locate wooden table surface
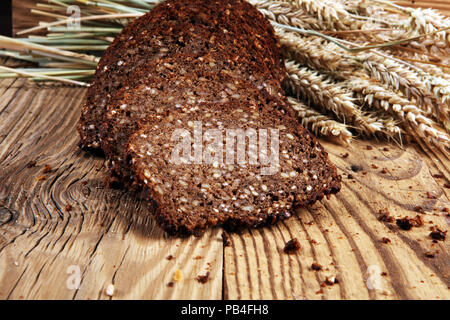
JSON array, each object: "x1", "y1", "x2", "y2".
[
  {"x1": 0, "y1": 77, "x2": 448, "y2": 300},
  {"x1": 1, "y1": 0, "x2": 450, "y2": 300}
]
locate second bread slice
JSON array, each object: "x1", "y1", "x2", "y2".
[{"x1": 126, "y1": 100, "x2": 341, "y2": 235}]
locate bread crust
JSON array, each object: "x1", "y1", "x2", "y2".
[
  {"x1": 126, "y1": 101, "x2": 341, "y2": 235},
  {"x1": 78, "y1": 0, "x2": 285, "y2": 149},
  {"x1": 77, "y1": 0, "x2": 342, "y2": 235}
]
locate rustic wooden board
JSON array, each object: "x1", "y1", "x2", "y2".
[{"x1": 0, "y1": 77, "x2": 448, "y2": 300}]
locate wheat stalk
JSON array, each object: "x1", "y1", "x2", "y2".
[
  {"x1": 0, "y1": 0, "x2": 448, "y2": 151},
  {"x1": 359, "y1": 53, "x2": 448, "y2": 121},
  {"x1": 277, "y1": 27, "x2": 449, "y2": 127},
  {"x1": 249, "y1": 0, "x2": 321, "y2": 29},
  {"x1": 287, "y1": 96, "x2": 353, "y2": 143},
  {"x1": 275, "y1": 26, "x2": 352, "y2": 71},
  {"x1": 284, "y1": 60, "x2": 387, "y2": 137},
  {"x1": 345, "y1": 77, "x2": 450, "y2": 151},
  {"x1": 375, "y1": 115, "x2": 403, "y2": 142},
  {"x1": 404, "y1": 8, "x2": 450, "y2": 42},
  {"x1": 289, "y1": 0, "x2": 361, "y2": 30},
  {"x1": 0, "y1": 65, "x2": 90, "y2": 86}
]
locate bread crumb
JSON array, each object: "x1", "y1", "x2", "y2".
[
  {"x1": 42, "y1": 165, "x2": 52, "y2": 174},
  {"x1": 323, "y1": 276, "x2": 338, "y2": 286},
  {"x1": 284, "y1": 238, "x2": 301, "y2": 254},
  {"x1": 378, "y1": 208, "x2": 394, "y2": 223},
  {"x1": 26, "y1": 160, "x2": 36, "y2": 168},
  {"x1": 35, "y1": 175, "x2": 46, "y2": 181},
  {"x1": 196, "y1": 272, "x2": 210, "y2": 284},
  {"x1": 350, "y1": 165, "x2": 363, "y2": 172},
  {"x1": 429, "y1": 227, "x2": 447, "y2": 241},
  {"x1": 381, "y1": 237, "x2": 391, "y2": 244},
  {"x1": 396, "y1": 215, "x2": 424, "y2": 230},
  {"x1": 311, "y1": 262, "x2": 323, "y2": 271}
]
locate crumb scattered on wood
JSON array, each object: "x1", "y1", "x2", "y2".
[
  {"x1": 429, "y1": 227, "x2": 447, "y2": 241},
  {"x1": 411, "y1": 215, "x2": 424, "y2": 227},
  {"x1": 65, "y1": 204, "x2": 72, "y2": 212},
  {"x1": 196, "y1": 272, "x2": 210, "y2": 284},
  {"x1": 42, "y1": 165, "x2": 52, "y2": 174},
  {"x1": 414, "y1": 206, "x2": 425, "y2": 214},
  {"x1": 351, "y1": 165, "x2": 363, "y2": 172},
  {"x1": 166, "y1": 255, "x2": 174, "y2": 260},
  {"x1": 381, "y1": 237, "x2": 391, "y2": 244},
  {"x1": 378, "y1": 208, "x2": 394, "y2": 223},
  {"x1": 396, "y1": 217, "x2": 414, "y2": 230},
  {"x1": 35, "y1": 175, "x2": 46, "y2": 181},
  {"x1": 426, "y1": 192, "x2": 436, "y2": 199},
  {"x1": 284, "y1": 238, "x2": 301, "y2": 254},
  {"x1": 323, "y1": 276, "x2": 338, "y2": 286},
  {"x1": 396, "y1": 215, "x2": 423, "y2": 230},
  {"x1": 311, "y1": 262, "x2": 323, "y2": 271},
  {"x1": 26, "y1": 160, "x2": 36, "y2": 168}
]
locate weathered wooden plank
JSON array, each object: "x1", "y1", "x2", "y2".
[
  {"x1": 0, "y1": 79, "x2": 223, "y2": 300},
  {"x1": 224, "y1": 140, "x2": 450, "y2": 300},
  {"x1": 0, "y1": 77, "x2": 449, "y2": 300}
]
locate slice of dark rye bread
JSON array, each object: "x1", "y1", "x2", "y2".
[
  {"x1": 99, "y1": 53, "x2": 285, "y2": 187},
  {"x1": 78, "y1": 0, "x2": 285, "y2": 149},
  {"x1": 126, "y1": 103, "x2": 341, "y2": 236}
]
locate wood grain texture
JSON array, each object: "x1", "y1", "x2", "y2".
[
  {"x1": 396, "y1": 1, "x2": 450, "y2": 15},
  {"x1": 0, "y1": 78, "x2": 223, "y2": 299},
  {"x1": 224, "y1": 140, "x2": 450, "y2": 300},
  {"x1": 2, "y1": 0, "x2": 450, "y2": 301},
  {"x1": 12, "y1": 0, "x2": 49, "y2": 36},
  {"x1": 0, "y1": 77, "x2": 448, "y2": 300}
]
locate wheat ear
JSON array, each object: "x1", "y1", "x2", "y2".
[
  {"x1": 345, "y1": 77, "x2": 450, "y2": 151},
  {"x1": 277, "y1": 28, "x2": 448, "y2": 126},
  {"x1": 360, "y1": 53, "x2": 447, "y2": 121},
  {"x1": 284, "y1": 60, "x2": 384, "y2": 136},
  {"x1": 249, "y1": 0, "x2": 320, "y2": 29},
  {"x1": 275, "y1": 26, "x2": 353, "y2": 71},
  {"x1": 287, "y1": 96, "x2": 353, "y2": 144},
  {"x1": 289, "y1": 0, "x2": 361, "y2": 30},
  {"x1": 405, "y1": 8, "x2": 450, "y2": 42}
]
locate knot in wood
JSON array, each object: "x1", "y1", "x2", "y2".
[{"x1": 0, "y1": 206, "x2": 13, "y2": 225}]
